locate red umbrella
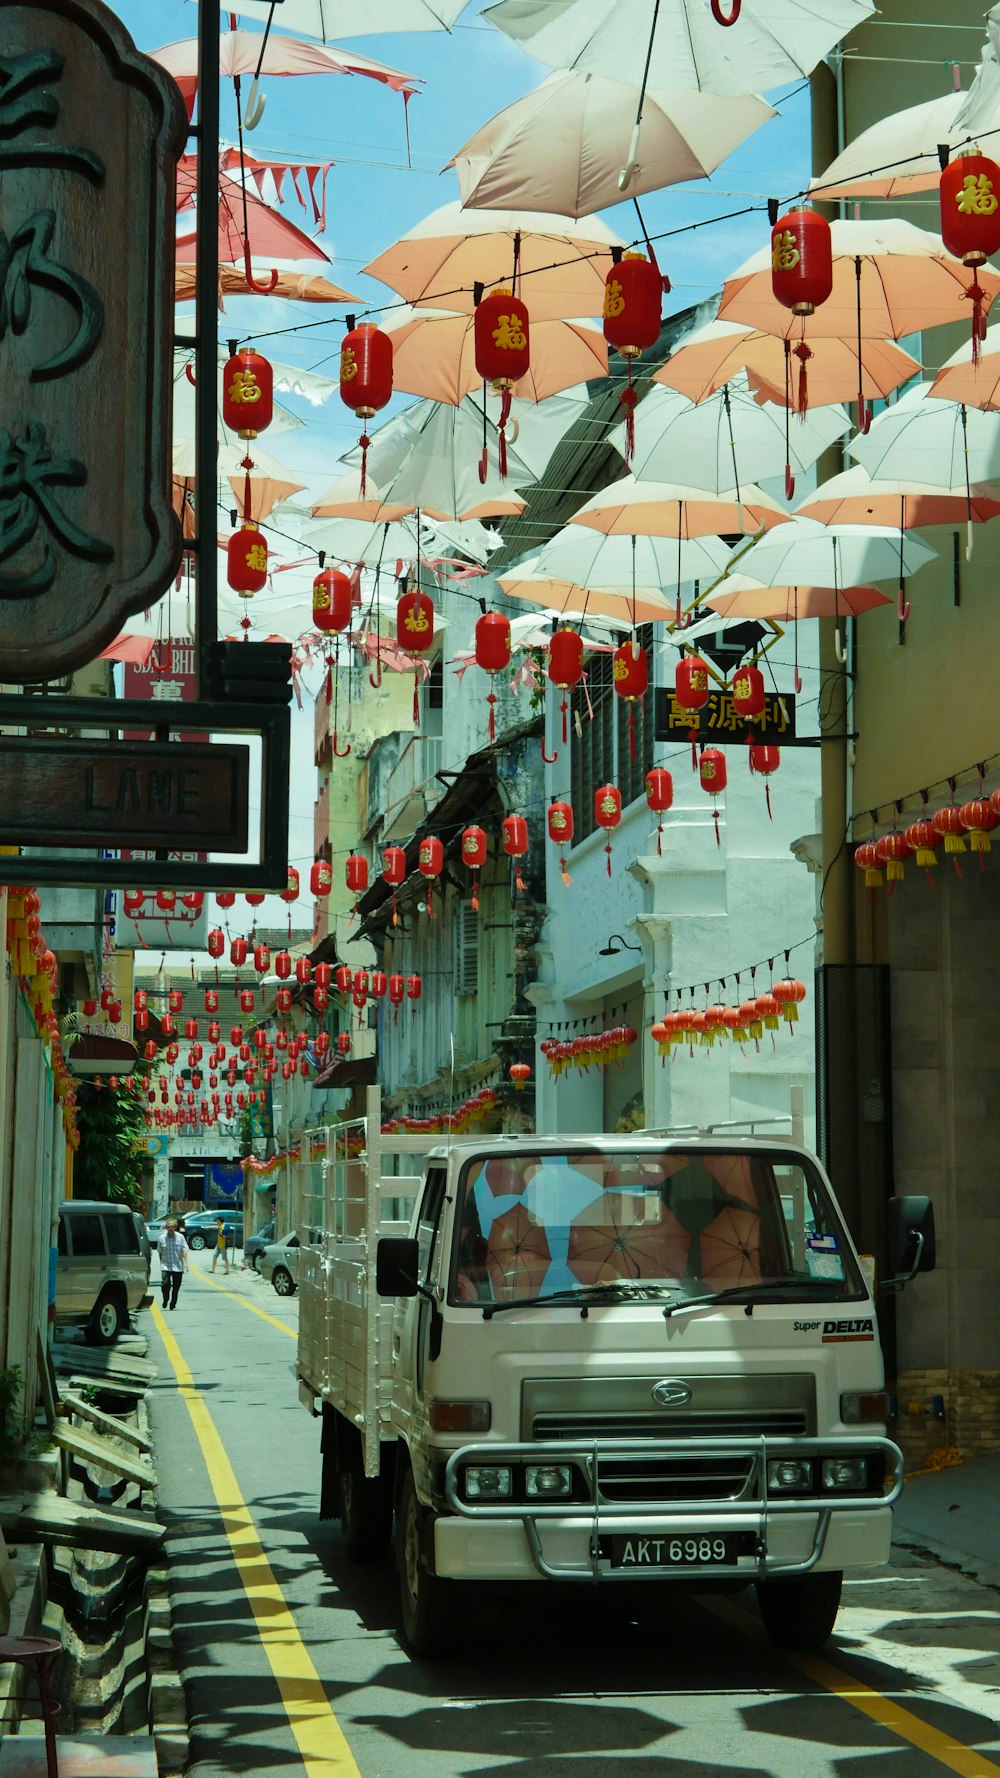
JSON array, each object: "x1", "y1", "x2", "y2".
[
  {"x1": 697, "y1": 1207, "x2": 763, "y2": 1286},
  {"x1": 483, "y1": 1156, "x2": 532, "y2": 1197},
  {"x1": 152, "y1": 28, "x2": 419, "y2": 120},
  {"x1": 568, "y1": 1192, "x2": 691, "y2": 1285},
  {"x1": 485, "y1": 1205, "x2": 551, "y2": 1300},
  {"x1": 175, "y1": 152, "x2": 335, "y2": 295}
]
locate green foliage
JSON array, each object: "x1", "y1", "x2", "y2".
[
  {"x1": 0, "y1": 1366, "x2": 49, "y2": 1460},
  {"x1": 236, "y1": 1103, "x2": 254, "y2": 1155},
  {"x1": 74, "y1": 1081, "x2": 146, "y2": 1209}
]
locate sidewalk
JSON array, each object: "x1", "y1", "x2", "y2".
[{"x1": 893, "y1": 1452, "x2": 1000, "y2": 1590}]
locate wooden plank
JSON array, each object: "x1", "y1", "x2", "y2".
[
  {"x1": 58, "y1": 1392, "x2": 152, "y2": 1453},
  {"x1": 51, "y1": 1345, "x2": 156, "y2": 1383},
  {"x1": 51, "y1": 1423, "x2": 155, "y2": 1490},
  {"x1": 62, "y1": 1375, "x2": 148, "y2": 1401},
  {"x1": 0, "y1": 1494, "x2": 164, "y2": 1554},
  {"x1": 36, "y1": 1332, "x2": 58, "y2": 1430}
]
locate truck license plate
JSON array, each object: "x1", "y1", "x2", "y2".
[{"x1": 601, "y1": 1533, "x2": 753, "y2": 1568}]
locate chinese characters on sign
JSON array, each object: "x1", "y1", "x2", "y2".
[
  {"x1": 0, "y1": 4, "x2": 185, "y2": 679},
  {"x1": 654, "y1": 689, "x2": 798, "y2": 745}
]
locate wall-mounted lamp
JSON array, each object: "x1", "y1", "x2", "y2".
[{"x1": 598, "y1": 933, "x2": 642, "y2": 957}]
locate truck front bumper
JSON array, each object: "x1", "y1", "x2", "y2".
[{"x1": 436, "y1": 1435, "x2": 901, "y2": 1583}]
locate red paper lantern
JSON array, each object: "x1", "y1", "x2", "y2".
[
  {"x1": 239, "y1": 988, "x2": 254, "y2": 1014},
  {"x1": 502, "y1": 813, "x2": 528, "y2": 893},
  {"x1": 335, "y1": 964, "x2": 352, "y2": 994},
  {"x1": 603, "y1": 251, "x2": 662, "y2": 461},
  {"x1": 181, "y1": 891, "x2": 204, "y2": 912},
  {"x1": 276, "y1": 987, "x2": 292, "y2": 1013},
  {"x1": 222, "y1": 347, "x2": 273, "y2": 439},
  {"x1": 388, "y1": 973, "x2": 405, "y2": 1005},
  {"x1": 854, "y1": 840, "x2": 882, "y2": 889},
  {"x1": 548, "y1": 626, "x2": 584, "y2": 742},
  {"x1": 337, "y1": 1031, "x2": 351, "y2": 1056},
  {"x1": 135, "y1": 1010, "x2": 149, "y2": 1032},
  {"x1": 184, "y1": 1018, "x2": 198, "y2": 1041},
  {"x1": 315, "y1": 962, "x2": 332, "y2": 989},
  {"x1": 475, "y1": 610, "x2": 512, "y2": 739},
  {"x1": 904, "y1": 817, "x2": 941, "y2": 879},
  {"x1": 731, "y1": 663, "x2": 766, "y2": 723},
  {"x1": 230, "y1": 936, "x2": 247, "y2": 966},
  {"x1": 675, "y1": 654, "x2": 710, "y2": 762},
  {"x1": 383, "y1": 846, "x2": 406, "y2": 885},
  {"x1": 311, "y1": 859, "x2": 333, "y2": 897},
  {"x1": 931, "y1": 804, "x2": 968, "y2": 867},
  {"x1": 960, "y1": 796, "x2": 1000, "y2": 867},
  {"x1": 645, "y1": 766, "x2": 673, "y2": 855},
  {"x1": 295, "y1": 957, "x2": 312, "y2": 985},
  {"x1": 594, "y1": 783, "x2": 622, "y2": 877},
  {"x1": 547, "y1": 799, "x2": 574, "y2": 888},
  {"x1": 509, "y1": 1062, "x2": 532, "y2": 1092},
  {"x1": 280, "y1": 868, "x2": 300, "y2": 904},
  {"x1": 208, "y1": 1022, "x2": 221, "y2": 1043},
  {"x1": 167, "y1": 989, "x2": 182, "y2": 1014},
  {"x1": 613, "y1": 639, "x2": 648, "y2": 761},
  {"x1": 216, "y1": 890, "x2": 236, "y2": 908},
  {"x1": 371, "y1": 970, "x2": 387, "y2": 999},
  {"x1": 396, "y1": 589, "x2": 435, "y2": 652},
  {"x1": 462, "y1": 825, "x2": 487, "y2": 912},
  {"x1": 314, "y1": 986, "x2": 329, "y2": 1012},
  {"x1": 474, "y1": 289, "x2": 530, "y2": 392},
  {"x1": 699, "y1": 747, "x2": 727, "y2": 846},
  {"x1": 940, "y1": 153, "x2": 1000, "y2": 360},
  {"x1": 254, "y1": 944, "x2": 270, "y2": 974},
  {"x1": 772, "y1": 978, "x2": 807, "y2": 1026},
  {"x1": 134, "y1": 988, "x2": 148, "y2": 1012},
  {"x1": 340, "y1": 323, "x2": 393, "y2": 491},
  {"x1": 313, "y1": 567, "x2": 352, "y2": 635},
  {"x1": 770, "y1": 208, "x2": 833, "y2": 317},
  {"x1": 418, "y1": 834, "x2": 444, "y2": 916},
  {"x1": 274, "y1": 951, "x2": 290, "y2": 979},
  {"x1": 204, "y1": 988, "x2": 219, "y2": 1013},
  {"x1": 749, "y1": 742, "x2": 780, "y2": 818},
  {"x1": 227, "y1": 523, "x2": 267, "y2": 595},
  {"x1": 346, "y1": 853, "x2": 369, "y2": 896},
  {"x1": 406, "y1": 972, "x2": 422, "y2": 1001},
  {"x1": 874, "y1": 830, "x2": 911, "y2": 885}
]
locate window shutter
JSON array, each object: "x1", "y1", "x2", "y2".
[{"x1": 453, "y1": 901, "x2": 479, "y2": 996}]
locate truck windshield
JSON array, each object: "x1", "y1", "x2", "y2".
[{"x1": 450, "y1": 1149, "x2": 864, "y2": 1307}]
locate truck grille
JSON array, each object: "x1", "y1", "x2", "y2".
[
  {"x1": 533, "y1": 1410, "x2": 809, "y2": 1442},
  {"x1": 598, "y1": 1454, "x2": 754, "y2": 1504}
]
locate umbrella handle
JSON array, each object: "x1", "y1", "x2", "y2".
[
  {"x1": 507, "y1": 417, "x2": 520, "y2": 446},
  {"x1": 897, "y1": 581, "x2": 910, "y2": 623},
  {"x1": 541, "y1": 742, "x2": 559, "y2": 764},
  {"x1": 184, "y1": 362, "x2": 196, "y2": 387},
  {"x1": 242, "y1": 241, "x2": 279, "y2": 295},
  {"x1": 794, "y1": 668, "x2": 803, "y2": 693},
  {"x1": 618, "y1": 120, "x2": 642, "y2": 193},
  {"x1": 710, "y1": 0, "x2": 741, "y2": 19},
  {"x1": 834, "y1": 624, "x2": 847, "y2": 664},
  {"x1": 858, "y1": 401, "x2": 872, "y2": 435},
  {"x1": 243, "y1": 79, "x2": 266, "y2": 129},
  {"x1": 369, "y1": 656, "x2": 383, "y2": 689},
  {"x1": 333, "y1": 731, "x2": 352, "y2": 758},
  {"x1": 784, "y1": 466, "x2": 795, "y2": 501},
  {"x1": 966, "y1": 519, "x2": 975, "y2": 562}
]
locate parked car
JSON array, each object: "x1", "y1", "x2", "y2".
[
  {"x1": 261, "y1": 1233, "x2": 300, "y2": 1297},
  {"x1": 145, "y1": 1216, "x2": 169, "y2": 1245},
  {"x1": 245, "y1": 1219, "x2": 276, "y2": 1274},
  {"x1": 180, "y1": 1209, "x2": 244, "y2": 1252},
  {"x1": 56, "y1": 1200, "x2": 150, "y2": 1345},
  {"x1": 132, "y1": 1212, "x2": 152, "y2": 1270}
]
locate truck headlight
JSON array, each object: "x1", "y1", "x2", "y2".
[
  {"x1": 766, "y1": 1458, "x2": 813, "y2": 1492},
  {"x1": 822, "y1": 1456, "x2": 868, "y2": 1490},
  {"x1": 525, "y1": 1464, "x2": 574, "y2": 1499},
  {"x1": 463, "y1": 1465, "x2": 512, "y2": 1500}
]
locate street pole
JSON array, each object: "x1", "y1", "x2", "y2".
[{"x1": 195, "y1": 0, "x2": 221, "y2": 698}]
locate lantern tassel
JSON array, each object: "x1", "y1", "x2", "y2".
[
  {"x1": 359, "y1": 433, "x2": 370, "y2": 497},
  {"x1": 487, "y1": 690, "x2": 497, "y2": 741},
  {"x1": 713, "y1": 808, "x2": 721, "y2": 847},
  {"x1": 657, "y1": 821, "x2": 663, "y2": 857},
  {"x1": 964, "y1": 275, "x2": 988, "y2": 366},
  {"x1": 560, "y1": 696, "x2": 568, "y2": 744},
  {"x1": 325, "y1": 651, "x2": 333, "y2": 706},
  {"x1": 515, "y1": 866, "x2": 526, "y2": 893},
  {"x1": 793, "y1": 340, "x2": 811, "y2": 417},
  {"x1": 498, "y1": 423, "x2": 508, "y2": 480},
  {"x1": 471, "y1": 878, "x2": 480, "y2": 913},
  {"x1": 620, "y1": 373, "x2": 638, "y2": 466},
  {"x1": 605, "y1": 842, "x2": 612, "y2": 878},
  {"x1": 690, "y1": 729, "x2": 698, "y2": 772},
  {"x1": 413, "y1": 669, "x2": 420, "y2": 726},
  {"x1": 628, "y1": 702, "x2": 636, "y2": 762},
  {"x1": 765, "y1": 781, "x2": 773, "y2": 820},
  {"x1": 478, "y1": 447, "x2": 488, "y2": 486}
]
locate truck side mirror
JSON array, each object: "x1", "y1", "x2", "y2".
[
  {"x1": 886, "y1": 1195, "x2": 936, "y2": 1284},
  {"x1": 376, "y1": 1236, "x2": 420, "y2": 1298}
]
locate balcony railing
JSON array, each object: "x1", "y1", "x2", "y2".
[{"x1": 369, "y1": 735, "x2": 444, "y2": 835}]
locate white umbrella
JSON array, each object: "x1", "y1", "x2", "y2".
[
  {"x1": 504, "y1": 527, "x2": 732, "y2": 626},
  {"x1": 171, "y1": 355, "x2": 304, "y2": 438},
  {"x1": 363, "y1": 202, "x2": 624, "y2": 321},
  {"x1": 199, "y1": 0, "x2": 468, "y2": 38},
  {"x1": 327, "y1": 399, "x2": 533, "y2": 520},
  {"x1": 343, "y1": 387, "x2": 589, "y2": 485},
  {"x1": 569, "y1": 474, "x2": 790, "y2": 536},
  {"x1": 301, "y1": 513, "x2": 500, "y2": 567},
  {"x1": 447, "y1": 71, "x2": 774, "y2": 217},
  {"x1": 482, "y1": 0, "x2": 875, "y2": 100},
  {"x1": 380, "y1": 305, "x2": 607, "y2": 403},
  {"x1": 722, "y1": 517, "x2": 936, "y2": 593},
  {"x1": 850, "y1": 383, "x2": 1000, "y2": 488},
  {"x1": 809, "y1": 92, "x2": 971, "y2": 202},
  {"x1": 612, "y1": 376, "x2": 849, "y2": 496}
]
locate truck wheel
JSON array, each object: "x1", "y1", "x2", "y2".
[
  {"x1": 85, "y1": 1289, "x2": 125, "y2": 1346},
  {"x1": 756, "y1": 1570, "x2": 843, "y2": 1649},
  {"x1": 398, "y1": 1466, "x2": 455, "y2": 1658},
  {"x1": 341, "y1": 1469, "x2": 394, "y2": 1565}
]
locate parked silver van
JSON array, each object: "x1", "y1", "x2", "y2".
[{"x1": 55, "y1": 1200, "x2": 150, "y2": 1344}]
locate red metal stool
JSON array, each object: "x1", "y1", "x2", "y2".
[{"x1": 0, "y1": 1635, "x2": 62, "y2": 1778}]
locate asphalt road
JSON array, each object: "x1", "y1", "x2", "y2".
[{"x1": 145, "y1": 1254, "x2": 1000, "y2": 1778}]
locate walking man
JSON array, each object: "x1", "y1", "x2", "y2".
[
  {"x1": 210, "y1": 1217, "x2": 230, "y2": 1276},
  {"x1": 158, "y1": 1218, "x2": 189, "y2": 1311}
]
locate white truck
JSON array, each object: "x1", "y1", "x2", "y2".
[{"x1": 296, "y1": 1089, "x2": 934, "y2": 1656}]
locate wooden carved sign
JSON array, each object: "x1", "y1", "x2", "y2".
[{"x1": 0, "y1": 2, "x2": 186, "y2": 680}]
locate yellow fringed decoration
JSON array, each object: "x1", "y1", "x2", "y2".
[
  {"x1": 864, "y1": 865, "x2": 883, "y2": 887},
  {"x1": 969, "y1": 831, "x2": 992, "y2": 852},
  {"x1": 914, "y1": 847, "x2": 937, "y2": 867},
  {"x1": 943, "y1": 834, "x2": 967, "y2": 854}
]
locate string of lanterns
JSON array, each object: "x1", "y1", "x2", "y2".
[{"x1": 3, "y1": 883, "x2": 79, "y2": 1142}]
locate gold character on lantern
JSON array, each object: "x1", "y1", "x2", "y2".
[
  {"x1": 314, "y1": 584, "x2": 329, "y2": 609},
  {"x1": 956, "y1": 172, "x2": 999, "y2": 216},
  {"x1": 419, "y1": 844, "x2": 432, "y2": 864},
  {"x1": 462, "y1": 836, "x2": 478, "y2": 856},
  {"x1": 492, "y1": 313, "x2": 527, "y2": 351},
  {"x1": 771, "y1": 230, "x2": 801, "y2": 272},
  {"x1": 732, "y1": 674, "x2": 751, "y2": 700},
  {"x1": 603, "y1": 279, "x2": 625, "y2": 319},
  {"x1": 550, "y1": 810, "x2": 567, "y2": 831},
  {"x1": 599, "y1": 793, "x2": 618, "y2": 816},
  {"x1": 702, "y1": 761, "x2": 717, "y2": 782},
  {"x1": 613, "y1": 658, "x2": 629, "y2": 683},
  {"x1": 405, "y1": 607, "x2": 430, "y2": 632},
  {"x1": 246, "y1": 543, "x2": 267, "y2": 571},
  {"x1": 228, "y1": 368, "x2": 261, "y2": 405},
  {"x1": 340, "y1": 346, "x2": 358, "y2": 383}
]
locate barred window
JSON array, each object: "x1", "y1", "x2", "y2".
[{"x1": 571, "y1": 626, "x2": 654, "y2": 842}]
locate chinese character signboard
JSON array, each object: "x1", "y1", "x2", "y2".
[
  {"x1": 654, "y1": 688, "x2": 798, "y2": 745},
  {"x1": 0, "y1": 3, "x2": 186, "y2": 680}
]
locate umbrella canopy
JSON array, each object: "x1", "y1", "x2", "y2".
[
  {"x1": 152, "y1": 29, "x2": 419, "y2": 108},
  {"x1": 363, "y1": 201, "x2": 624, "y2": 320},
  {"x1": 930, "y1": 327, "x2": 1000, "y2": 409},
  {"x1": 200, "y1": 0, "x2": 469, "y2": 35},
  {"x1": 448, "y1": 71, "x2": 774, "y2": 217},
  {"x1": 485, "y1": 1204, "x2": 551, "y2": 1300},
  {"x1": 317, "y1": 402, "x2": 531, "y2": 521},
  {"x1": 174, "y1": 261, "x2": 357, "y2": 304},
  {"x1": 172, "y1": 439, "x2": 305, "y2": 521},
  {"x1": 172, "y1": 354, "x2": 304, "y2": 438},
  {"x1": 718, "y1": 219, "x2": 1000, "y2": 342},
  {"x1": 657, "y1": 319, "x2": 920, "y2": 409},
  {"x1": 808, "y1": 91, "x2": 971, "y2": 201},
  {"x1": 850, "y1": 383, "x2": 1000, "y2": 487},
  {"x1": 569, "y1": 474, "x2": 790, "y2": 537},
  {"x1": 302, "y1": 512, "x2": 499, "y2": 568},
  {"x1": 612, "y1": 377, "x2": 848, "y2": 492},
  {"x1": 309, "y1": 470, "x2": 415, "y2": 524},
  {"x1": 567, "y1": 1193, "x2": 691, "y2": 1284},
  {"x1": 175, "y1": 156, "x2": 335, "y2": 284},
  {"x1": 697, "y1": 1207, "x2": 763, "y2": 1286},
  {"x1": 797, "y1": 464, "x2": 1000, "y2": 529},
  {"x1": 343, "y1": 389, "x2": 590, "y2": 484},
  {"x1": 706, "y1": 575, "x2": 891, "y2": 620},
  {"x1": 723, "y1": 516, "x2": 936, "y2": 588},
  {"x1": 383, "y1": 306, "x2": 607, "y2": 404},
  {"x1": 483, "y1": 0, "x2": 874, "y2": 96},
  {"x1": 498, "y1": 563, "x2": 676, "y2": 624}
]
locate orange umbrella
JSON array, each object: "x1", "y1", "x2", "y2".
[
  {"x1": 485, "y1": 1204, "x2": 551, "y2": 1300},
  {"x1": 499, "y1": 568, "x2": 674, "y2": 625},
  {"x1": 707, "y1": 576, "x2": 890, "y2": 618},
  {"x1": 383, "y1": 306, "x2": 607, "y2": 404},
  {"x1": 807, "y1": 91, "x2": 969, "y2": 202},
  {"x1": 657, "y1": 319, "x2": 920, "y2": 412},
  {"x1": 310, "y1": 469, "x2": 414, "y2": 524},
  {"x1": 569, "y1": 475, "x2": 790, "y2": 538},
  {"x1": 567, "y1": 1193, "x2": 691, "y2": 1285},
  {"x1": 174, "y1": 262, "x2": 357, "y2": 306},
  {"x1": 931, "y1": 329, "x2": 1000, "y2": 409},
  {"x1": 797, "y1": 465, "x2": 1000, "y2": 529},
  {"x1": 697, "y1": 1207, "x2": 763, "y2": 1287}
]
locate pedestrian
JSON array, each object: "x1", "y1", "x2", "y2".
[
  {"x1": 158, "y1": 1218, "x2": 189, "y2": 1311},
  {"x1": 210, "y1": 1217, "x2": 230, "y2": 1276}
]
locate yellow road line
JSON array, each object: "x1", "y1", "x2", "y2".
[
  {"x1": 152, "y1": 1302, "x2": 361, "y2": 1777},
  {"x1": 187, "y1": 1266, "x2": 296, "y2": 1336},
  {"x1": 711, "y1": 1596, "x2": 1000, "y2": 1777}
]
